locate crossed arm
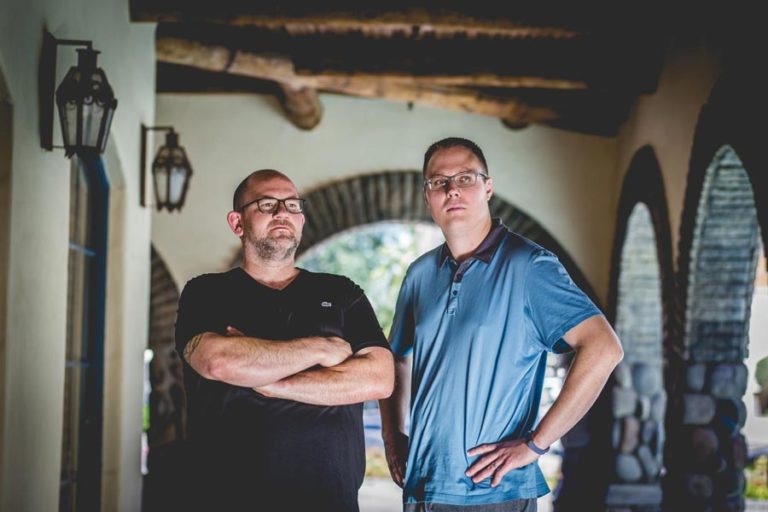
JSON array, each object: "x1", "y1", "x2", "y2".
[{"x1": 183, "y1": 328, "x2": 394, "y2": 406}]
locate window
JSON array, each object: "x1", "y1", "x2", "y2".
[{"x1": 60, "y1": 155, "x2": 109, "y2": 511}]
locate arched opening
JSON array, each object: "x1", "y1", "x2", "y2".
[
  {"x1": 672, "y1": 146, "x2": 761, "y2": 511},
  {"x1": 608, "y1": 203, "x2": 666, "y2": 508},
  {"x1": 295, "y1": 171, "x2": 597, "y2": 304},
  {"x1": 556, "y1": 146, "x2": 673, "y2": 512},
  {"x1": 142, "y1": 245, "x2": 186, "y2": 512},
  {"x1": 0, "y1": 63, "x2": 12, "y2": 491}
]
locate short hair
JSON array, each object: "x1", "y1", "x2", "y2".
[
  {"x1": 422, "y1": 137, "x2": 489, "y2": 177},
  {"x1": 232, "y1": 169, "x2": 290, "y2": 210}
]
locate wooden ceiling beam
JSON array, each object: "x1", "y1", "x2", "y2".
[
  {"x1": 156, "y1": 36, "x2": 589, "y2": 90},
  {"x1": 156, "y1": 36, "x2": 560, "y2": 126},
  {"x1": 131, "y1": 2, "x2": 595, "y2": 38}
]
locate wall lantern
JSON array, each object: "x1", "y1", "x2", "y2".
[
  {"x1": 39, "y1": 30, "x2": 118, "y2": 157},
  {"x1": 140, "y1": 125, "x2": 193, "y2": 212}
]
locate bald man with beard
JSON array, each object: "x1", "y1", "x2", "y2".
[{"x1": 175, "y1": 170, "x2": 394, "y2": 511}]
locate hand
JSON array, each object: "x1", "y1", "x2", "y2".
[
  {"x1": 382, "y1": 429, "x2": 408, "y2": 487},
  {"x1": 465, "y1": 439, "x2": 539, "y2": 487},
  {"x1": 316, "y1": 336, "x2": 352, "y2": 367}
]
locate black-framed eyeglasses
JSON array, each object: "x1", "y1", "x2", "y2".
[
  {"x1": 424, "y1": 170, "x2": 489, "y2": 191},
  {"x1": 237, "y1": 196, "x2": 307, "y2": 214}
]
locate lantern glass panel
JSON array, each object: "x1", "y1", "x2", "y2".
[
  {"x1": 99, "y1": 107, "x2": 115, "y2": 153},
  {"x1": 81, "y1": 100, "x2": 104, "y2": 148},
  {"x1": 60, "y1": 100, "x2": 79, "y2": 148},
  {"x1": 169, "y1": 166, "x2": 188, "y2": 206},
  {"x1": 152, "y1": 161, "x2": 169, "y2": 205}
]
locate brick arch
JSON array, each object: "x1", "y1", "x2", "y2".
[
  {"x1": 296, "y1": 170, "x2": 599, "y2": 303},
  {"x1": 667, "y1": 62, "x2": 768, "y2": 511},
  {"x1": 148, "y1": 245, "x2": 186, "y2": 447}
]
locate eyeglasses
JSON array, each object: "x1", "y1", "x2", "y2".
[
  {"x1": 424, "y1": 170, "x2": 488, "y2": 191},
  {"x1": 237, "y1": 197, "x2": 307, "y2": 214}
]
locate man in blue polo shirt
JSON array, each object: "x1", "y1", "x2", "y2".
[{"x1": 379, "y1": 138, "x2": 624, "y2": 511}]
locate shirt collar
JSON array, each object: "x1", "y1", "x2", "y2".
[{"x1": 439, "y1": 218, "x2": 507, "y2": 267}]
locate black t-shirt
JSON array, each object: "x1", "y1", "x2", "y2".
[{"x1": 175, "y1": 267, "x2": 389, "y2": 511}]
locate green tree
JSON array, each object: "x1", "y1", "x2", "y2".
[{"x1": 298, "y1": 222, "x2": 442, "y2": 335}]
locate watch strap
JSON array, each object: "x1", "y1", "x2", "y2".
[{"x1": 525, "y1": 431, "x2": 549, "y2": 455}]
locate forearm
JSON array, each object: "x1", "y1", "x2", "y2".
[
  {"x1": 258, "y1": 347, "x2": 394, "y2": 406},
  {"x1": 185, "y1": 332, "x2": 329, "y2": 387},
  {"x1": 379, "y1": 356, "x2": 411, "y2": 438},
  {"x1": 532, "y1": 331, "x2": 622, "y2": 448}
]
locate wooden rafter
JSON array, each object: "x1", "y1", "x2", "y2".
[
  {"x1": 131, "y1": 2, "x2": 594, "y2": 39},
  {"x1": 156, "y1": 36, "x2": 560, "y2": 126}
]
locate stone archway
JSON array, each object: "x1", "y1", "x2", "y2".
[
  {"x1": 669, "y1": 146, "x2": 760, "y2": 511},
  {"x1": 605, "y1": 147, "x2": 674, "y2": 511},
  {"x1": 0, "y1": 65, "x2": 12, "y2": 485},
  {"x1": 554, "y1": 147, "x2": 674, "y2": 512},
  {"x1": 296, "y1": 170, "x2": 598, "y2": 302},
  {"x1": 666, "y1": 60, "x2": 768, "y2": 511},
  {"x1": 148, "y1": 245, "x2": 185, "y2": 447}
]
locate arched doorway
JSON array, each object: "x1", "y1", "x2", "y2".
[
  {"x1": 143, "y1": 245, "x2": 186, "y2": 512},
  {"x1": 298, "y1": 170, "x2": 597, "y2": 302},
  {"x1": 604, "y1": 147, "x2": 673, "y2": 512},
  {"x1": 671, "y1": 145, "x2": 761, "y2": 511}
]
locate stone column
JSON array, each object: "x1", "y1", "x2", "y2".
[{"x1": 605, "y1": 361, "x2": 665, "y2": 512}]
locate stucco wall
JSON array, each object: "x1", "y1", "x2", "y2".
[
  {"x1": 153, "y1": 93, "x2": 618, "y2": 304},
  {"x1": 0, "y1": 1, "x2": 155, "y2": 510}
]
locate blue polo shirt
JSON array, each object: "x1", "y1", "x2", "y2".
[{"x1": 390, "y1": 219, "x2": 602, "y2": 505}]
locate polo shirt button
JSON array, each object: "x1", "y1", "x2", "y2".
[{"x1": 452, "y1": 290, "x2": 458, "y2": 296}]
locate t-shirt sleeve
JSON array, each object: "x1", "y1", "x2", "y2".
[
  {"x1": 174, "y1": 277, "x2": 221, "y2": 359},
  {"x1": 342, "y1": 281, "x2": 390, "y2": 353},
  {"x1": 525, "y1": 248, "x2": 603, "y2": 353},
  {"x1": 389, "y1": 271, "x2": 415, "y2": 357}
]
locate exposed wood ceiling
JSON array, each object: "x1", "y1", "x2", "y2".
[{"x1": 132, "y1": 2, "x2": 670, "y2": 136}]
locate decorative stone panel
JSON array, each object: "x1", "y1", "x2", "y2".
[{"x1": 671, "y1": 146, "x2": 760, "y2": 512}]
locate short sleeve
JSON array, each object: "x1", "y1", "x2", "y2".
[
  {"x1": 174, "y1": 277, "x2": 221, "y2": 358},
  {"x1": 389, "y1": 272, "x2": 415, "y2": 357},
  {"x1": 525, "y1": 249, "x2": 602, "y2": 352},
  {"x1": 342, "y1": 281, "x2": 390, "y2": 353}
]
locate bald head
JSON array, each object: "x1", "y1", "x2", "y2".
[{"x1": 232, "y1": 169, "x2": 294, "y2": 211}]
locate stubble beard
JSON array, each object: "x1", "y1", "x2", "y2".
[{"x1": 247, "y1": 233, "x2": 300, "y2": 262}]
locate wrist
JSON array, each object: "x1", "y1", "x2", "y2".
[{"x1": 525, "y1": 430, "x2": 550, "y2": 456}]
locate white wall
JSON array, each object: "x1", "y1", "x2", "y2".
[
  {"x1": 0, "y1": 1, "x2": 155, "y2": 510},
  {"x1": 153, "y1": 93, "x2": 618, "y2": 304}
]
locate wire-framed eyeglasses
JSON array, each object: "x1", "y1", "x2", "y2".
[
  {"x1": 424, "y1": 170, "x2": 489, "y2": 191},
  {"x1": 237, "y1": 197, "x2": 307, "y2": 214}
]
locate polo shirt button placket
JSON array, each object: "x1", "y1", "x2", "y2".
[{"x1": 447, "y1": 282, "x2": 461, "y2": 316}]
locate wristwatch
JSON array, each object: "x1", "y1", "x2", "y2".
[{"x1": 525, "y1": 430, "x2": 549, "y2": 455}]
